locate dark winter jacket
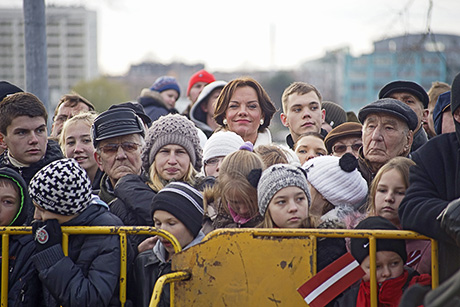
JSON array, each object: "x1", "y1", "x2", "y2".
[
  {"x1": 132, "y1": 232, "x2": 204, "y2": 307},
  {"x1": 410, "y1": 127, "x2": 428, "y2": 153},
  {"x1": 0, "y1": 168, "x2": 40, "y2": 306},
  {"x1": 0, "y1": 140, "x2": 63, "y2": 224},
  {"x1": 399, "y1": 132, "x2": 460, "y2": 282},
  {"x1": 110, "y1": 174, "x2": 156, "y2": 249},
  {"x1": 31, "y1": 204, "x2": 134, "y2": 307},
  {"x1": 138, "y1": 94, "x2": 178, "y2": 123}
]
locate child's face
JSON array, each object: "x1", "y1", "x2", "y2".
[
  {"x1": 268, "y1": 186, "x2": 308, "y2": 228},
  {"x1": 374, "y1": 169, "x2": 406, "y2": 227},
  {"x1": 226, "y1": 193, "x2": 256, "y2": 219},
  {"x1": 0, "y1": 183, "x2": 20, "y2": 226},
  {"x1": 361, "y1": 251, "x2": 404, "y2": 283},
  {"x1": 154, "y1": 210, "x2": 194, "y2": 255},
  {"x1": 33, "y1": 202, "x2": 74, "y2": 224}
]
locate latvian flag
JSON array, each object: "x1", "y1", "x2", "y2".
[{"x1": 297, "y1": 253, "x2": 365, "y2": 307}]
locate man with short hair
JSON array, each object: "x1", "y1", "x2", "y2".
[
  {"x1": 92, "y1": 108, "x2": 145, "y2": 204},
  {"x1": 378, "y1": 80, "x2": 429, "y2": 152},
  {"x1": 280, "y1": 82, "x2": 327, "y2": 149},
  {"x1": 357, "y1": 98, "x2": 417, "y2": 186},
  {"x1": 51, "y1": 93, "x2": 95, "y2": 138}
]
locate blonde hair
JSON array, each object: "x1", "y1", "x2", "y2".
[
  {"x1": 258, "y1": 198, "x2": 315, "y2": 228},
  {"x1": 59, "y1": 112, "x2": 97, "y2": 154},
  {"x1": 147, "y1": 160, "x2": 197, "y2": 192},
  {"x1": 367, "y1": 157, "x2": 415, "y2": 216}
]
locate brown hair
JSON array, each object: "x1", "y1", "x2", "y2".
[
  {"x1": 281, "y1": 82, "x2": 322, "y2": 113},
  {"x1": 427, "y1": 81, "x2": 451, "y2": 110},
  {"x1": 254, "y1": 144, "x2": 288, "y2": 167},
  {"x1": 54, "y1": 92, "x2": 95, "y2": 119},
  {"x1": 213, "y1": 77, "x2": 277, "y2": 132}
]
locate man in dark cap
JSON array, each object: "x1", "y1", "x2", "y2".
[
  {"x1": 108, "y1": 101, "x2": 152, "y2": 128},
  {"x1": 0, "y1": 81, "x2": 23, "y2": 102},
  {"x1": 400, "y1": 72, "x2": 460, "y2": 283},
  {"x1": 357, "y1": 98, "x2": 417, "y2": 186},
  {"x1": 379, "y1": 80, "x2": 429, "y2": 152},
  {"x1": 92, "y1": 108, "x2": 145, "y2": 204}
]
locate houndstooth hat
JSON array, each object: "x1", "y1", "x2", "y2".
[{"x1": 29, "y1": 158, "x2": 92, "y2": 216}]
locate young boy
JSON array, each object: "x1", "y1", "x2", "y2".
[
  {"x1": 29, "y1": 158, "x2": 133, "y2": 306},
  {"x1": 132, "y1": 181, "x2": 205, "y2": 307},
  {"x1": 0, "y1": 92, "x2": 63, "y2": 223},
  {"x1": 335, "y1": 216, "x2": 431, "y2": 306},
  {"x1": 0, "y1": 167, "x2": 40, "y2": 306}
]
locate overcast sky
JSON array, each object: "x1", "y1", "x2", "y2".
[{"x1": 4, "y1": 0, "x2": 460, "y2": 75}]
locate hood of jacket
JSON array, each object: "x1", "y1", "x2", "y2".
[
  {"x1": 0, "y1": 167, "x2": 30, "y2": 226},
  {"x1": 153, "y1": 231, "x2": 205, "y2": 263}
]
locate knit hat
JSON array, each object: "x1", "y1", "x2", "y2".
[
  {"x1": 29, "y1": 158, "x2": 92, "y2": 216},
  {"x1": 257, "y1": 164, "x2": 311, "y2": 217},
  {"x1": 358, "y1": 98, "x2": 418, "y2": 131},
  {"x1": 109, "y1": 101, "x2": 152, "y2": 127},
  {"x1": 324, "y1": 122, "x2": 363, "y2": 154},
  {"x1": 91, "y1": 108, "x2": 145, "y2": 148},
  {"x1": 0, "y1": 81, "x2": 23, "y2": 102},
  {"x1": 187, "y1": 69, "x2": 216, "y2": 96},
  {"x1": 350, "y1": 216, "x2": 407, "y2": 264},
  {"x1": 141, "y1": 114, "x2": 203, "y2": 173},
  {"x1": 152, "y1": 182, "x2": 204, "y2": 237},
  {"x1": 203, "y1": 131, "x2": 244, "y2": 163},
  {"x1": 379, "y1": 80, "x2": 429, "y2": 109},
  {"x1": 150, "y1": 76, "x2": 181, "y2": 97},
  {"x1": 303, "y1": 153, "x2": 368, "y2": 207},
  {"x1": 323, "y1": 101, "x2": 347, "y2": 129},
  {"x1": 433, "y1": 91, "x2": 451, "y2": 135},
  {"x1": 190, "y1": 80, "x2": 227, "y2": 124}
]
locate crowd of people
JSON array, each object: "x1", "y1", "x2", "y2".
[{"x1": 0, "y1": 69, "x2": 459, "y2": 306}]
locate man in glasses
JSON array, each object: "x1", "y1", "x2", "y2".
[
  {"x1": 357, "y1": 98, "x2": 417, "y2": 186},
  {"x1": 92, "y1": 108, "x2": 145, "y2": 204},
  {"x1": 324, "y1": 122, "x2": 363, "y2": 158}
]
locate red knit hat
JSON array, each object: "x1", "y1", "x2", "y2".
[{"x1": 187, "y1": 69, "x2": 215, "y2": 96}]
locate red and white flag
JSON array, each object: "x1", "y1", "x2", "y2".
[{"x1": 297, "y1": 252, "x2": 365, "y2": 307}]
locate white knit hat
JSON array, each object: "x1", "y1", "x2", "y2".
[
  {"x1": 302, "y1": 153, "x2": 368, "y2": 207},
  {"x1": 203, "y1": 131, "x2": 245, "y2": 163}
]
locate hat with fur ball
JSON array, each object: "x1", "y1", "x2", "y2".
[
  {"x1": 303, "y1": 153, "x2": 368, "y2": 207},
  {"x1": 351, "y1": 216, "x2": 407, "y2": 264},
  {"x1": 257, "y1": 164, "x2": 311, "y2": 217},
  {"x1": 152, "y1": 182, "x2": 204, "y2": 237},
  {"x1": 141, "y1": 114, "x2": 203, "y2": 173}
]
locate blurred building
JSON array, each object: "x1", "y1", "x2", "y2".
[{"x1": 0, "y1": 6, "x2": 98, "y2": 107}]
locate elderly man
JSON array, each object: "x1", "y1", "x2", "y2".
[
  {"x1": 378, "y1": 80, "x2": 429, "y2": 152},
  {"x1": 51, "y1": 93, "x2": 95, "y2": 138},
  {"x1": 400, "y1": 72, "x2": 460, "y2": 283},
  {"x1": 92, "y1": 107, "x2": 145, "y2": 204},
  {"x1": 357, "y1": 98, "x2": 418, "y2": 186}
]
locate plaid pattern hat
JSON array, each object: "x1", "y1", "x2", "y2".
[
  {"x1": 152, "y1": 182, "x2": 204, "y2": 237},
  {"x1": 29, "y1": 158, "x2": 92, "y2": 216},
  {"x1": 257, "y1": 164, "x2": 311, "y2": 217},
  {"x1": 142, "y1": 113, "x2": 203, "y2": 173}
]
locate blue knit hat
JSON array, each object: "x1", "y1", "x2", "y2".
[
  {"x1": 150, "y1": 76, "x2": 181, "y2": 97},
  {"x1": 433, "y1": 91, "x2": 451, "y2": 135}
]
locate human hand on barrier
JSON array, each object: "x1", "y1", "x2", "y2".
[
  {"x1": 438, "y1": 198, "x2": 460, "y2": 246},
  {"x1": 137, "y1": 236, "x2": 158, "y2": 253},
  {"x1": 32, "y1": 219, "x2": 62, "y2": 252}
]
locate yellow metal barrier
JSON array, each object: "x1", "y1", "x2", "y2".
[{"x1": 0, "y1": 227, "x2": 439, "y2": 307}]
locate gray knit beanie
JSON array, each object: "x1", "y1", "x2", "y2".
[
  {"x1": 257, "y1": 164, "x2": 311, "y2": 217},
  {"x1": 141, "y1": 114, "x2": 203, "y2": 173}
]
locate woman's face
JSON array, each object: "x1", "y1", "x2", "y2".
[
  {"x1": 154, "y1": 144, "x2": 191, "y2": 181},
  {"x1": 224, "y1": 86, "x2": 263, "y2": 143},
  {"x1": 268, "y1": 186, "x2": 309, "y2": 228},
  {"x1": 295, "y1": 135, "x2": 327, "y2": 165},
  {"x1": 63, "y1": 121, "x2": 98, "y2": 174},
  {"x1": 374, "y1": 169, "x2": 406, "y2": 227}
]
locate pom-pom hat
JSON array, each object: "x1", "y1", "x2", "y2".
[
  {"x1": 303, "y1": 153, "x2": 368, "y2": 207},
  {"x1": 29, "y1": 159, "x2": 92, "y2": 216}
]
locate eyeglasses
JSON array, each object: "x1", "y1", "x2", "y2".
[
  {"x1": 332, "y1": 143, "x2": 362, "y2": 154},
  {"x1": 204, "y1": 157, "x2": 224, "y2": 166},
  {"x1": 99, "y1": 142, "x2": 141, "y2": 154}
]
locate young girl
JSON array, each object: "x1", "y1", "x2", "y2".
[
  {"x1": 133, "y1": 182, "x2": 205, "y2": 307},
  {"x1": 203, "y1": 146, "x2": 265, "y2": 231},
  {"x1": 256, "y1": 164, "x2": 346, "y2": 272},
  {"x1": 335, "y1": 216, "x2": 431, "y2": 307},
  {"x1": 293, "y1": 132, "x2": 327, "y2": 165},
  {"x1": 367, "y1": 156, "x2": 431, "y2": 274}
]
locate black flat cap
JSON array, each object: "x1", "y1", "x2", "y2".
[
  {"x1": 92, "y1": 108, "x2": 145, "y2": 147},
  {"x1": 379, "y1": 80, "x2": 429, "y2": 108},
  {"x1": 358, "y1": 98, "x2": 418, "y2": 131},
  {"x1": 109, "y1": 101, "x2": 152, "y2": 127},
  {"x1": 0, "y1": 81, "x2": 23, "y2": 102}
]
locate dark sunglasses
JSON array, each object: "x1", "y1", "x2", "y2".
[
  {"x1": 332, "y1": 143, "x2": 362, "y2": 153},
  {"x1": 99, "y1": 142, "x2": 141, "y2": 154}
]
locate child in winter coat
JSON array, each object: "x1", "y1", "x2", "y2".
[
  {"x1": 367, "y1": 156, "x2": 431, "y2": 274},
  {"x1": 0, "y1": 167, "x2": 40, "y2": 306},
  {"x1": 256, "y1": 164, "x2": 347, "y2": 272},
  {"x1": 334, "y1": 216, "x2": 431, "y2": 307},
  {"x1": 132, "y1": 182, "x2": 205, "y2": 307}
]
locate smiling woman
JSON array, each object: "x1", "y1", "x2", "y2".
[{"x1": 213, "y1": 77, "x2": 277, "y2": 146}]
